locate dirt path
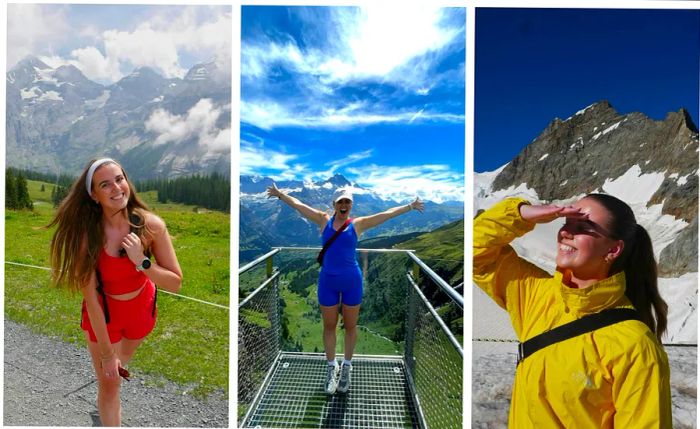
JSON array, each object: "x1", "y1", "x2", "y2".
[{"x1": 4, "y1": 319, "x2": 228, "y2": 427}]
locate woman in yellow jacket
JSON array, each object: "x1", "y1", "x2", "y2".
[{"x1": 473, "y1": 194, "x2": 671, "y2": 428}]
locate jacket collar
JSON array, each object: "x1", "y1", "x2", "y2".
[{"x1": 554, "y1": 269, "x2": 631, "y2": 314}]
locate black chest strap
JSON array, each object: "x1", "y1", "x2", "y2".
[
  {"x1": 517, "y1": 308, "x2": 642, "y2": 365},
  {"x1": 95, "y1": 270, "x2": 110, "y2": 324}
]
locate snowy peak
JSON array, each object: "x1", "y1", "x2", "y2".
[
  {"x1": 185, "y1": 60, "x2": 217, "y2": 81},
  {"x1": 13, "y1": 55, "x2": 51, "y2": 73},
  {"x1": 109, "y1": 66, "x2": 169, "y2": 104},
  {"x1": 321, "y1": 173, "x2": 353, "y2": 189},
  {"x1": 115, "y1": 66, "x2": 165, "y2": 88},
  {"x1": 7, "y1": 55, "x2": 54, "y2": 88},
  {"x1": 6, "y1": 52, "x2": 231, "y2": 180},
  {"x1": 53, "y1": 64, "x2": 90, "y2": 84},
  {"x1": 8, "y1": 57, "x2": 105, "y2": 105},
  {"x1": 240, "y1": 174, "x2": 356, "y2": 196}
]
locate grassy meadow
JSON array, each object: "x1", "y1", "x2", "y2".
[{"x1": 5, "y1": 180, "x2": 229, "y2": 397}]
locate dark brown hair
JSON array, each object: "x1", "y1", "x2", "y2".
[
  {"x1": 47, "y1": 159, "x2": 152, "y2": 292},
  {"x1": 585, "y1": 193, "x2": 668, "y2": 341}
]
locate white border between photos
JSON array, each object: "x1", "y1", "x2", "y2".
[{"x1": 2, "y1": 1, "x2": 700, "y2": 428}]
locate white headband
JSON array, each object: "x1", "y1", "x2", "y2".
[{"x1": 86, "y1": 158, "x2": 116, "y2": 197}]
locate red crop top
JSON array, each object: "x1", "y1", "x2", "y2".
[{"x1": 97, "y1": 248, "x2": 153, "y2": 295}]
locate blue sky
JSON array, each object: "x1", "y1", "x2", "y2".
[
  {"x1": 240, "y1": 6, "x2": 466, "y2": 203},
  {"x1": 7, "y1": 4, "x2": 231, "y2": 84},
  {"x1": 475, "y1": 8, "x2": 700, "y2": 172}
]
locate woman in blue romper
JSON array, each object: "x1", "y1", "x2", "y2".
[{"x1": 267, "y1": 184, "x2": 424, "y2": 394}]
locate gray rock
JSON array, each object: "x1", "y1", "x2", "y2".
[{"x1": 660, "y1": 217, "x2": 698, "y2": 277}]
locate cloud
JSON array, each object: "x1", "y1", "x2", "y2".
[
  {"x1": 325, "y1": 149, "x2": 373, "y2": 171},
  {"x1": 145, "y1": 98, "x2": 229, "y2": 153},
  {"x1": 240, "y1": 6, "x2": 464, "y2": 131},
  {"x1": 65, "y1": 47, "x2": 122, "y2": 82},
  {"x1": 9, "y1": 5, "x2": 231, "y2": 83},
  {"x1": 240, "y1": 141, "x2": 301, "y2": 177},
  {"x1": 7, "y1": 4, "x2": 71, "y2": 68},
  {"x1": 148, "y1": 6, "x2": 232, "y2": 78},
  {"x1": 242, "y1": 6, "x2": 462, "y2": 86},
  {"x1": 322, "y1": 6, "x2": 461, "y2": 83},
  {"x1": 346, "y1": 164, "x2": 464, "y2": 203},
  {"x1": 102, "y1": 25, "x2": 186, "y2": 79},
  {"x1": 241, "y1": 100, "x2": 464, "y2": 130}
]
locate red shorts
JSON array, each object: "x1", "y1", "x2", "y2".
[{"x1": 81, "y1": 282, "x2": 157, "y2": 343}]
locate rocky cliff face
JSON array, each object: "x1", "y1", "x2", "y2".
[
  {"x1": 491, "y1": 101, "x2": 698, "y2": 276},
  {"x1": 6, "y1": 56, "x2": 231, "y2": 179}
]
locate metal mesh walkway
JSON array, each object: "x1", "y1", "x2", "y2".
[{"x1": 243, "y1": 353, "x2": 420, "y2": 428}]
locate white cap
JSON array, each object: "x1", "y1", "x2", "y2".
[{"x1": 333, "y1": 189, "x2": 353, "y2": 203}]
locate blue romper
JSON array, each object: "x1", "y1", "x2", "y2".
[{"x1": 317, "y1": 217, "x2": 363, "y2": 306}]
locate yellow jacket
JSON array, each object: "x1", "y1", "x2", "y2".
[{"x1": 473, "y1": 198, "x2": 672, "y2": 428}]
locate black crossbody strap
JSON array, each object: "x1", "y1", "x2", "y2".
[
  {"x1": 317, "y1": 218, "x2": 352, "y2": 266},
  {"x1": 95, "y1": 269, "x2": 110, "y2": 324},
  {"x1": 517, "y1": 308, "x2": 641, "y2": 365}
]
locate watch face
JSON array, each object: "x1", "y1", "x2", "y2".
[{"x1": 142, "y1": 259, "x2": 151, "y2": 269}]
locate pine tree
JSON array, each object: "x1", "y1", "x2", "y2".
[
  {"x1": 15, "y1": 174, "x2": 33, "y2": 210},
  {"x1": 5, "y1": 169, "x2": 17, "y2": 209},
  {"x1": 53, "y1": 185, "x2": 69, "y2": 208},
  {"x1": 40, "y1": 184, "x2": 45, "y2": 192}
]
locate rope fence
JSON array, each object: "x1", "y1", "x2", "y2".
[
  {"x1": 5, "y1": 261, "x2": 229, "y2": 310},
  {"x1": 473, "y1": 337, "x2": 696, "y2": 347}
]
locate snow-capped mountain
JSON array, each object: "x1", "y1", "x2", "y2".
[
  {"x1": 474, "y1": 101, "x2": 698, "y2": 343},
  {"x1": 240, "y1": 173, "x2": 464, "y2": 261},
  {"x1": 6, "y1": 55, "x2": 231, "y2": 179}
]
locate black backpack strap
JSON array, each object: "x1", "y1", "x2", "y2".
[
  {"x1": 517, "y1": 308, "x2": 641, "y2": 365},
  {"x1": 317, "y1": 218, "x2": 352, "y2": 266},
  {"x1": 96, "y1": 270, "x2": 110, "y2": 324},
  {"x1": 152, "y1": 286, "x2": 158, "y2": 317}
]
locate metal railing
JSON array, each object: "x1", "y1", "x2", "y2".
[
  {"x1": 238, "y1": 249, "x2": 281, "y2": 423},
  {"x1": 238, "y1": 247, "x2": 463, "y2": 428}
]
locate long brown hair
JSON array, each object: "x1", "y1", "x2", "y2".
[
  {"x1": 47, "y1": 159, "x2": 152, "y2": 292},
  {"x1": 586, "y1": 193, "x2": 668, "y2": 342}
]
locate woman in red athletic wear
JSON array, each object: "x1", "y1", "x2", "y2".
[{"x1": 49, "y1": 158, "x2": 182, "y2": 426}]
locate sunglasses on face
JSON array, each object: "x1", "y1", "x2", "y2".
[{"x1": 563, "y1": 218, "x2": 613, "y2": 238}]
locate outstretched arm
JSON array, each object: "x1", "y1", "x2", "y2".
[
  {"x1": 267, "y1": 183, "x2": 328, "y2": 228},
  {"x1": 354, "y1": 197, "x2": 424, "y2": 236}
]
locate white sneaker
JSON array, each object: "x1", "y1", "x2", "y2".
[
  {"x1": 337, "y1": 362, "x2": 352, "y2": 393},
  {"x1": 324, "y1": 361, "x2": 340, "y2": 394}
]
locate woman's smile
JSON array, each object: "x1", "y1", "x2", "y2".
[{"x1": 558, "y1": 243, "x2": 576, "y2": 253}]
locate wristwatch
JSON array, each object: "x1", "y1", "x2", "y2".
[{"x1": 136, "y1": 257, "x2": 152, "y2": 271}]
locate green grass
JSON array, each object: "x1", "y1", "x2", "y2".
[
  {"x1": 281, "y1": 282, "x2": 400, "y2": 356},
  {"x1": 397, "y1": 219, "x2": 464, "y2": 284},
  {"x1": 5, "y1": 181, "x2": 229, "y2": 397}
]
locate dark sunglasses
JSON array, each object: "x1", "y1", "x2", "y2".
[
  {"x1": 563, "y1": 218, "x2": 614, "y2": 238},
  {"x1": 118, "y1": 366, "x2": 130, "y2": 381}
]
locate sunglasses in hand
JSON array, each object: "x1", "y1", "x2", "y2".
[{"x1": 118, "y1": 366, "x2": 130, "y2": 381}]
